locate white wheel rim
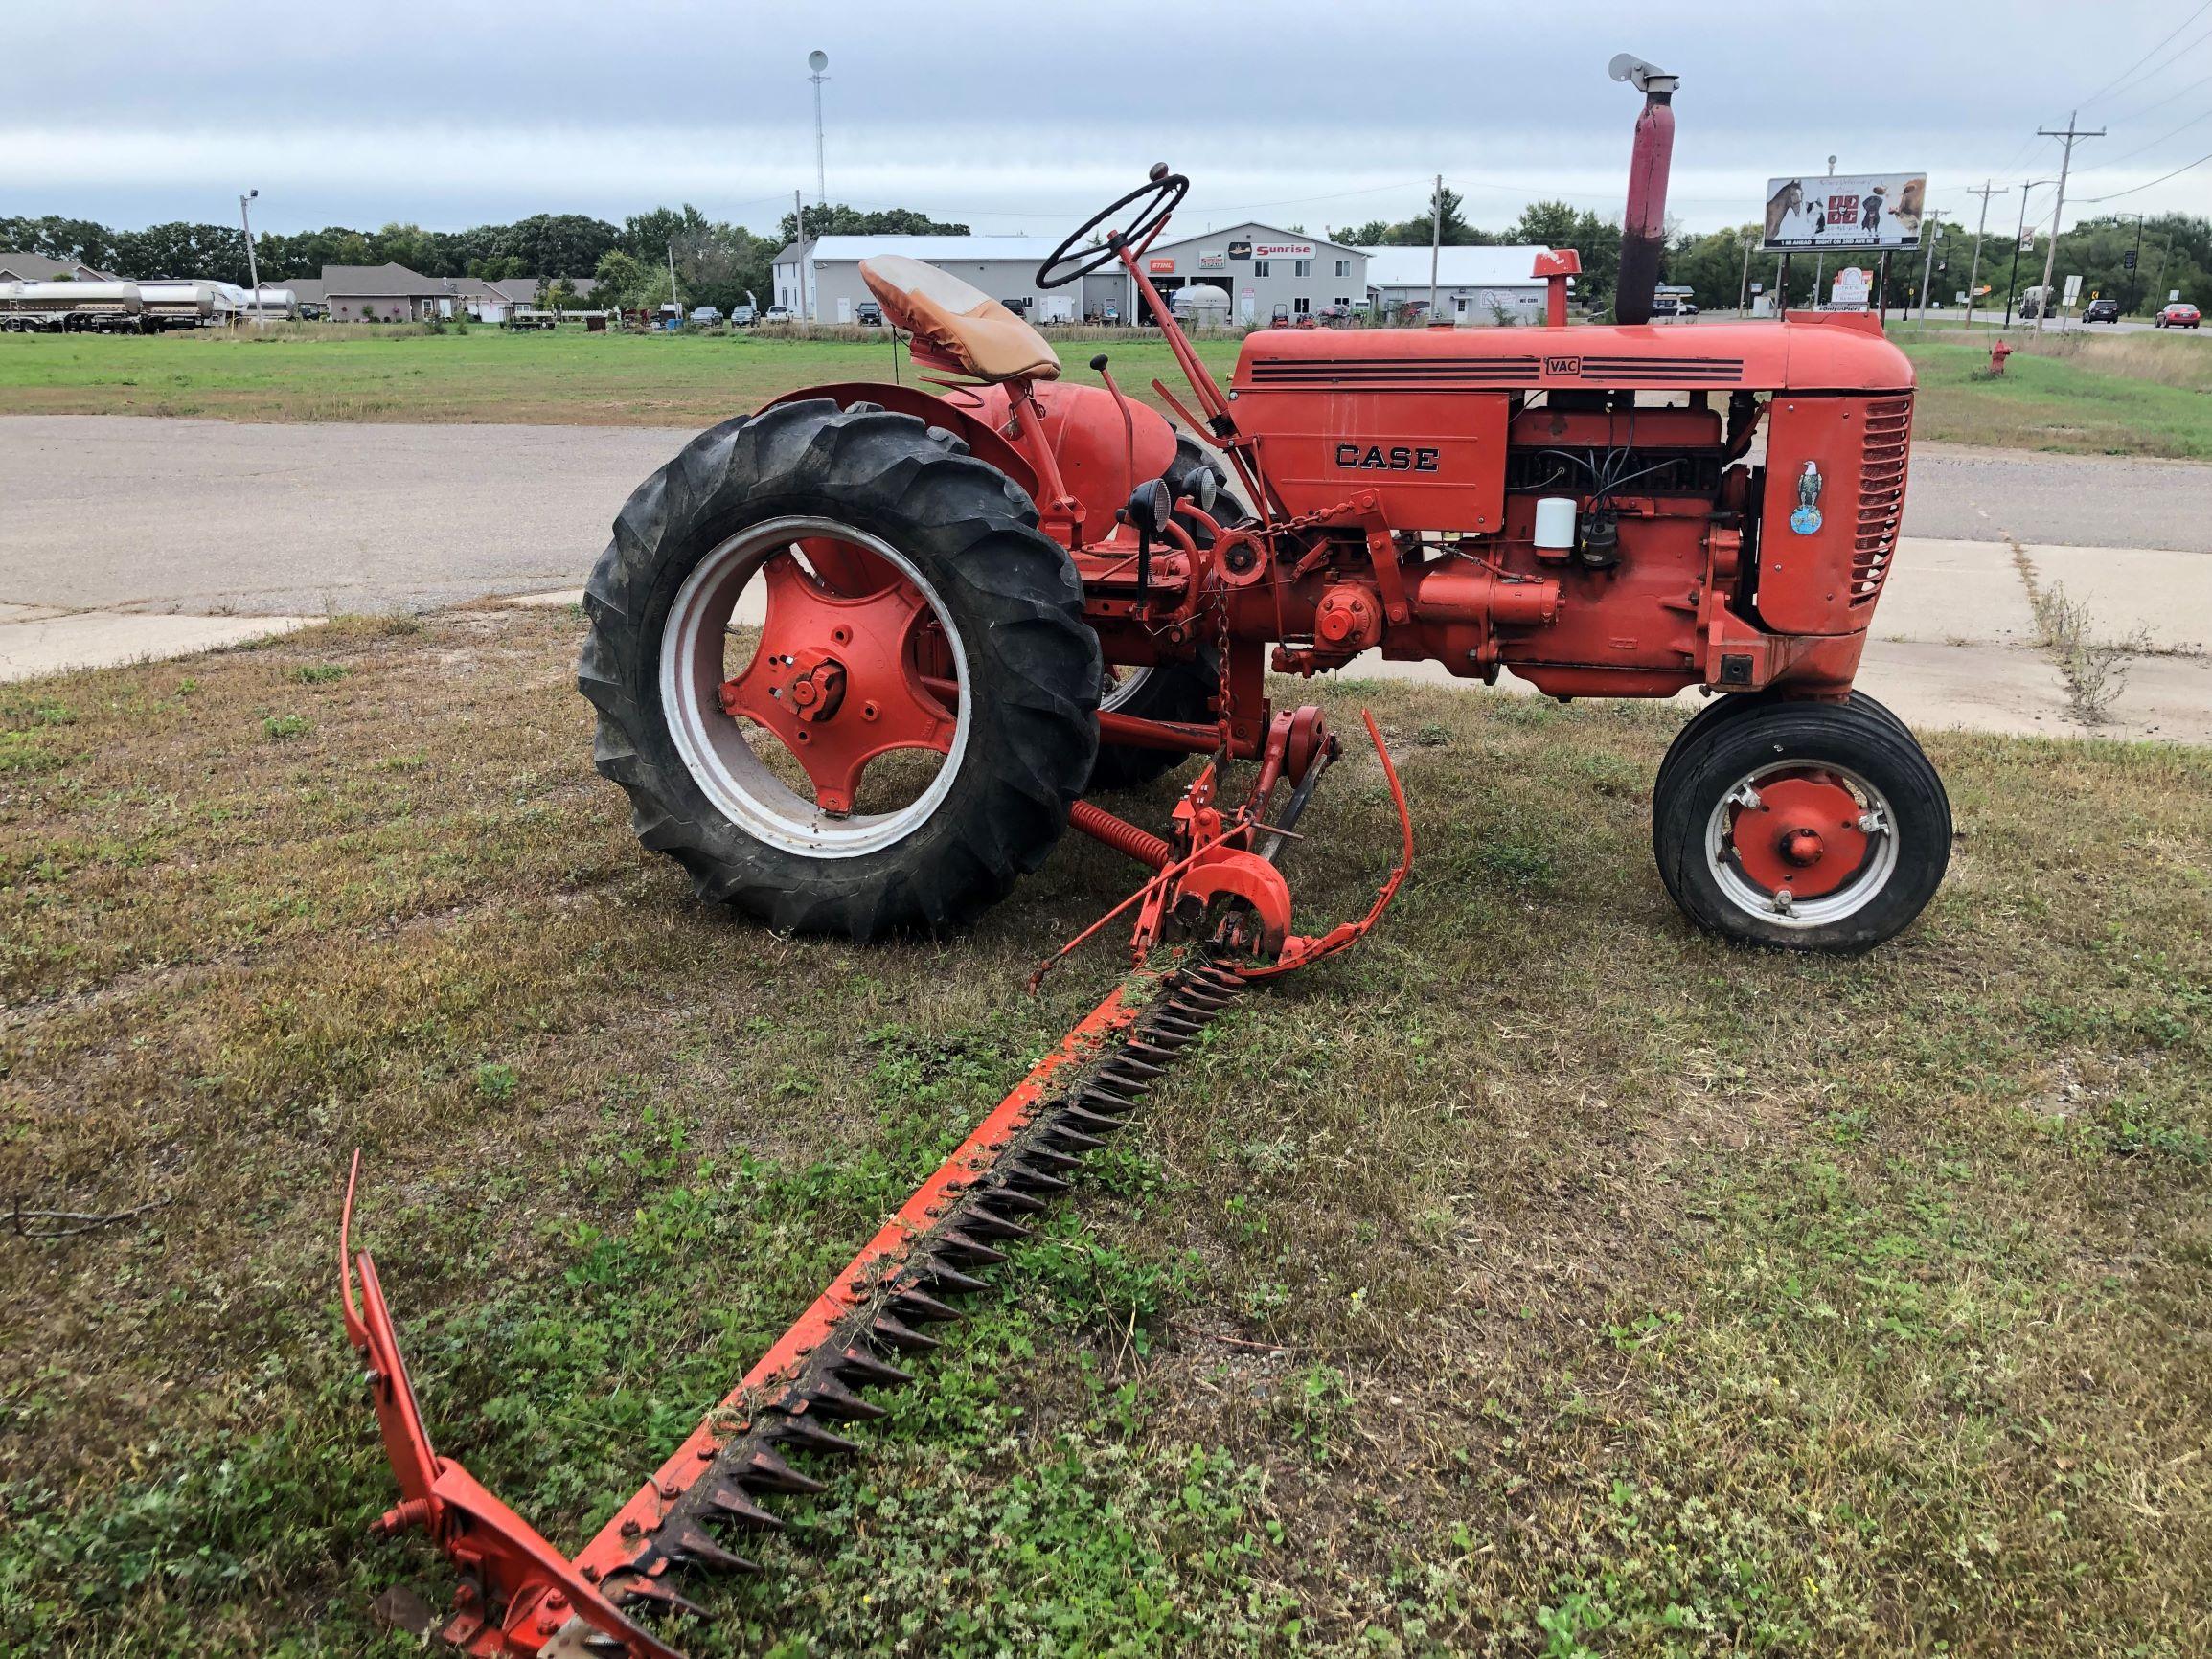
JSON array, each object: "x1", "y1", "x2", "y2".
[
  {"x1": 1100, "y1": 665, "x2": 1154, "y2": 713},
  {"x1": 658, "y1": 515, "x2": 969, "y2": 859},
  {"x1": 1704, "y1": 759, "x2": 1900, "y2": 929}
]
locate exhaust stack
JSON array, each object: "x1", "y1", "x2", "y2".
[{"x1": 1609, "y1": 54, "x2": 1678, "y2": 326}]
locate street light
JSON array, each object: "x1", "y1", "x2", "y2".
[
  {"x1": 239, "y1": 189, "x2": 261, "y2": 325},
  {"x1": 1815, "y1": 154, "x2": 1836, "y2": 297},
  {"x1": 808, "y1": 50, "x2": 830, "y2": 207}
]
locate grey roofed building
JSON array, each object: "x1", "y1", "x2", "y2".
[
  {"x1": 0, "y1": 250, "x2": 119, "y2": 282},
  {"x1": 771, "y1": 235, "x2": 1071, "y2": 325},
  {"x1": 1358, "y1": 244, "x2": 1558, "y2": 324},
  {"x1": 320, "y1": 262, "x2": 467, "y2": 323},
  {"x1": 284, "y1": 277, "x2": 327, "y2": 306},
  {"x1": 1122, "y1": 221, "x2": 1368, "y2": 327}
]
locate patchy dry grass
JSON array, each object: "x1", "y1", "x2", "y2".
[
  {"x1": 3, "y1": 611, "x2": 2210, "y2": 1657},
  {"x1": 1894, "y1": 328, "x2": 2212, "y2": 459}
]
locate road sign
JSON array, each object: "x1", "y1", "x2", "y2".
[
  {"x1": 2124, "y1": 249, "x2": 2138, "y2": 270},
  {"x1": 2063, "y1": 274, "x2": 2082, "y2": 307}
]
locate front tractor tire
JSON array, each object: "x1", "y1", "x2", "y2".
[
  {"x1": 1653, "y1": 697, "x2": 1950, "y2": 953},
  {"x1": 579, "y1": 400, "x2": 1101, "y2": 939}
]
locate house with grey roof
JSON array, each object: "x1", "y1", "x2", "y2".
[{"x1": 0, "y1": 250, "x2": 119, "y2": 283}]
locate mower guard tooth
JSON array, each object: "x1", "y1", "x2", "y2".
[
  {"x1": 868, "y1": 1314, "x2": 942, "y2": 1355},
  {"x1": 734, "y1": 1443, "x2": 827, "y2": 1494},
  {"x1": 913, "y1": 1261, "x2": 992, "y2": 1296},
  {"x1": 890, "y1": 1288, "x2": 966, "y2": 1325},
  {"x1": 1022, "y1": 1147, "x2": 1083, "y2": 1174},
  {"x1": 665, "y1": 1525, "x2": 760, "y2": 1576},
  {"x1": 956, "y1": 1208, "x2": 1034, "y2": 1242},
  {"x1": 794, "y1": 1374, "x2": 887, "y2": 1421},
  {"x1": 704, "y1": 1484, "x2": 785, "y2": 1531},
  {"x1": 833, "y1": 1347, "x2": 917, "y2": 1390},
  {"x1": 765, "y1": 1415, "x2": 862, "y2": 1457},
  {"x1": 1046, "y1": 1126, "x2": 1108, "y2": 1153},
  {"x1": 932, "y1": 1228, "x2": 1009, "y2": 1267},
  {"x1": 976, "y1": 1185, "x2": 1047, "y2": 1215},
  {"x1": 1000, "y1": 1166, "x2": 1073, "y2": 1196},
  {"x1": 612, "y1": 1572, "x2": 713, "y2": 1617},
  {"x1": 1059, "y1": 1105, "x2": 1126, "y2": 1136}
]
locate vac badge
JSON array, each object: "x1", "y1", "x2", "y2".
[{"x1": 1790, "y1": 460, "x2": 1824, "y2": 534}]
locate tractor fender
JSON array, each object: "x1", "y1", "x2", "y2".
[{"x1": 762, "y1": 381, "x2": 1039, "y2": 501}]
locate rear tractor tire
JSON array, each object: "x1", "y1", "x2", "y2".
[
  {"x1": 1653, "y1": 697, "x2": 1950, "y2": 953},
  {"x1": 579, "y1": 399, "x2": 1101, "y2": 939}
]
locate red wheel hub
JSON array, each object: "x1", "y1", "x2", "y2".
[
  {"x1": 717, "y1": 546, "x2": 956, "y2": 816},
  {"x1": 1726, "y1": 772, "x2": 1872, "y2": 899}
]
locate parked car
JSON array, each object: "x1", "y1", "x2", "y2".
[
  {"x1": 2083, "y1": 297, "x2": 2122, "y2": 323},
  {"x1": 855, "y1": 300, "x2": 883, "y2": 326},
  {"x1": 764, "y1": 305, "x2": 793, "y2": 323},
  {"x1": 2155, "y1": 301, "x2": 2201, "y2": 329},
  {"x1": 731, "y1": 304, "x2": 758, "y2": 327},
  {"x1": 689, "y1": 307, "x2": 722, "y2": 327}
]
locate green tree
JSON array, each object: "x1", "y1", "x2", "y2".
[{"x1": 592, "y1": 249, "x2": 646, "y2": 309}]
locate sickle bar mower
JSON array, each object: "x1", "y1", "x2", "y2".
[{"x1": 341, "y1": 709, "x2": 1413, "y2": 1656}]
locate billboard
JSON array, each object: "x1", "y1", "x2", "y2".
[{"x1": 1762, "y1": 173, "x2": 1927, "y2": 251}]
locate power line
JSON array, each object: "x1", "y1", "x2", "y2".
[
  {"x1": 2113, "y1": 63, "x2": 2212, "y2": 122},
  {"x1": 2082, "y1": 1, "x2": 2212, "y2": 109},
  {"x1": 2102, "y1": 102, "x2": 2212, "y2": 167},
  {"x1": 2077, "y1": 144, "x2": 2212, "y2": 200}
]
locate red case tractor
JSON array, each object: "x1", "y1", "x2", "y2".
[{"x1": 581, "y1": 58, "x2": 1948, "y2": 955}]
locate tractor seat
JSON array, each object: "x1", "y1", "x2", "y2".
[{"x1": 858, "y1": 255, "x2": 1060, "y2": 383}]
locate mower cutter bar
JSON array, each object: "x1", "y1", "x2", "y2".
[{"x1": 342, "y1": 950, "x2": 1247, "y2": 1658}]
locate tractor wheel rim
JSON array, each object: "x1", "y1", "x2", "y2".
[
  {"x1": 1099, "y1": 666, "x2": 1154, "y2": 713},
  {"x1": 1704, "y1": 759, "x2": 1898, "y2": 928},
  {"x1": 660, "y1": 515, "x2": 970, "y2": 859}
]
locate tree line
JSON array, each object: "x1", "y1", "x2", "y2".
[
  {"x1": 1329, "y1": 186, "x2": 2211, "y2": 318},
  {"x1": 1659, "y1": 211, "x2": 2211, "y2": 316},
  {"x1": 0, "y1": 203, "x2": 965, "y2": 315}
]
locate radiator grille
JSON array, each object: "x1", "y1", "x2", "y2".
[{"x1": 1852, "y1": 397, "x2": 1911, "y2": 603}]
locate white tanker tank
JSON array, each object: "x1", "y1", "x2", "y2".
[
  {"x1": 0, "y1": 279, "x2": 148, "y2": 331},
  {"x1": 140, "y1": 279, "x2": 239, "y2": 330}
]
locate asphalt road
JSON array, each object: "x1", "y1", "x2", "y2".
[{"x1": 6, "y1": 417, "x2": 2212, "y2": 616}]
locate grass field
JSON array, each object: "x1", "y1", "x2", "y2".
[
  {"x1": 4, "y1": 609, "x2": 2210, "y2": 1656},
  {"x1": 0, "y1": 326, "x2": 1240, "y2": 426},
  {"x1": 7, "y1": 323, "x2": 2212, "y2": 461}
]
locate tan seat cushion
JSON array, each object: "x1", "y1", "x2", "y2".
[{"x1": 859, "y1": 255, "x2": 1060, "y2": 383}]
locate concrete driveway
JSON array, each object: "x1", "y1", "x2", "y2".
[{"x1": 4, "y1": 416, "x2": 2207, "y2": 739}]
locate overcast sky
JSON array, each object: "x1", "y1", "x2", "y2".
[{"x1": 7, "y1": 1, "x2": 2211, "y2": 241}]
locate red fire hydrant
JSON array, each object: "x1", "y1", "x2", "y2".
[{"x1": 1989, "y1": 338, "x2": 2015, "y2": 376}]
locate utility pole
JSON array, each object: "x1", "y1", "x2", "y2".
[
  {"x1": 1961, "y1": 179, "x2": 2005, "y2": 330},
  {"x1": 792, "y1": 189, "x2": 810, "y2": 333},
  {"x1": 1814, "y1": 154, "x2": 1836, "y2": 298},
  {"x1": 1916, "y1": 209, "x2": 1944, "y2": 321},
  {"x1": 2002, "y1": 180, "x2": 2050, "y2": 329},
  {"x1": 2119, "y1": 212, "x2": 2146, "y2": 314},
  {"x1": 1427, "y1": 173, "x2": 1442, "y2": 321},
  {"x1": 2151, "y1": 227, "x2": 2175, "y2": 314},
  {"x1": 239, "y1": 189, "x2": 260, "y2": 325},
  {"x1": 1738, "y1": 231, "x2": 1754, "y2": 312},
  {"x1": 807, "y1": 51, "x2": 830, "y2": 206},
  {"x1": 2034, "y1": 111, "x2": 2103, "y2": 332},
  {"x1": 667, "y1": 241, "x2": 680, "y2": 319}
]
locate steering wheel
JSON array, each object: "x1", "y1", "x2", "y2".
[{"x1": 1037, "y1": 165, "x2": 1191, "y2": 289}]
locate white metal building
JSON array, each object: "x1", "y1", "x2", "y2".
[
  {"x1": 1106, "y1": 222, "x2": 1367, "y2": 327},
  {"x1": 1360, "y1": 245, "x2": 1557, "y2": 323},
  {"x1": 771, "y1": 235, "x2": 1074, "y2": 324}
]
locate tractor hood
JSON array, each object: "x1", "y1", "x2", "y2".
[{"x1": 1231, "y1": 313, "x2": 1914, "y2": 398}]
